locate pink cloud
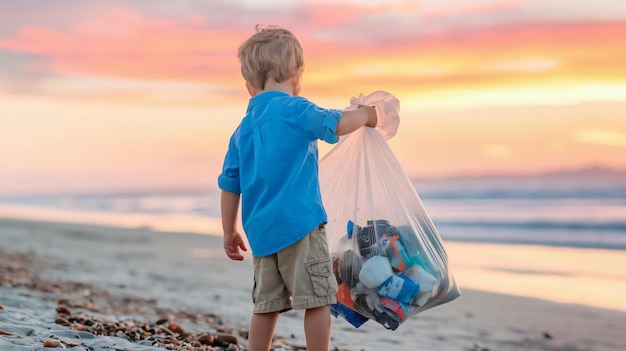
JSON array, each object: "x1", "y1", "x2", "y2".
[
  {"x1": 1, "y1": 4, "x2": 625, "y2": 103},
  {"x1": 300, "y1": 20, "x2": 626, "y2": 98},
  {"x1": 419, "y1": 0, "x2": 528, "y2": 18},
  {"x1": 0, "y1": 9, "x2": 247, "y2": 85}
]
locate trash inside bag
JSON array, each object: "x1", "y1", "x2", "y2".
[{"x1": 320, "y1": 93, "x2": 460, "y2": 330}]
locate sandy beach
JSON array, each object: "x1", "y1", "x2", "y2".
[{"x1": 1, "y1": 217, "x2": 626, "y2": 351}]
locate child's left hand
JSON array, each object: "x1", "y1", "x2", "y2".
[{"x1": 224, "y1": 231, "x2": 248, "y2": 261}]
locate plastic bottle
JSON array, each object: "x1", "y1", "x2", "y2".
[
  {"x1": 358, "y1": 256, "x2": 393, "y2": 288},
  {"x1": 384, "y1": 235, "x2": 414, "y2": 271},
  {"x1": 338, "y1": 250, "x2": 362, "y2": 288},
  {"x1": 404, "y1": 265, "x2": 438, "y2": 306}
]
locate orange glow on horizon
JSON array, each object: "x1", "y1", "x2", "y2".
[{"x1": 1, "y1": 2, "x2": 625, "y2": 193}]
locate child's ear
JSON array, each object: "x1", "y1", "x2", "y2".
[
  {"x1": 291, "y1": 69, "x2": 303, "y2": 95},
  {"x1": 291, "y1": 69, "x2": 303, "y2": 86},
  {"x1": 246, "y1": 81, "x2": 257, "y2": 97}
]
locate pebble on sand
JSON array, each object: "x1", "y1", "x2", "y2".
[
  {"x1": 0, "y1": 329, "x2": 15, "y2": 336},
  {"x1": 55, "y1": 306, "x2": 72, "y2": 316},
  {"x1": 43, "y1": 339, "x2": 61, "y2": 347},
  {"x1": 198, "y1": 334, "x2": 214, "y2": 345},
  {"x1": 167, "y1": 322, "x2": 185, "y2": 334}
]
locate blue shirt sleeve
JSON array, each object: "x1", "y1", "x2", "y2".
[
  {"x1": 217, "y1": 127, "x2": 241, "y2": 194},
  {"x1": 294, "y1": 97, "x2": 342, "y2": 144}
]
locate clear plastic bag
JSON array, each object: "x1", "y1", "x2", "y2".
[{"x1": 319, "y1": 95, "x2": 460, "y2": 330}]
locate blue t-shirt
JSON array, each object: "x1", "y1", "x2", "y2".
[{"x1": 218, "y1": 91, "x2": 342, "y2": 257}]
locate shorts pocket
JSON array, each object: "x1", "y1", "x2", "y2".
[
  {"x1": 252, "y1": 259, "x2": 261, "y2": 304},
  {"x1": 306, "y1": 257, "x2": 337, "y2": 296}
]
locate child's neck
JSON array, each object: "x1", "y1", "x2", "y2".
[{"x1": 260, "y1": 79, "x2": 295, "y2": 96}]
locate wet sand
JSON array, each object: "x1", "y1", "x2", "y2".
[{"x1": 1, "y1": 218, "x2": 625, "y2": 350}]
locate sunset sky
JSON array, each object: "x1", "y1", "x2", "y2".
[{"x1": 1, "y1": 0, "x2": 626, "y2": 195}]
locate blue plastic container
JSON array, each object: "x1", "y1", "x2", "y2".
[{"x1": 377, "y1": 272, "x2": 420, "y2": 304}]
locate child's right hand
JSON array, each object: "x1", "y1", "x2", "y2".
[
  {"x1": 350, "y1": 91, "x2": 400, "y2": 140},
  {"x1": 224, "y1": 231, "x2": 248, "y2": 261},
  {"x1": 363, "y1": 105, "x2": 377, "y2": 128}
]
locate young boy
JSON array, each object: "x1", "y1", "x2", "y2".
[{"x1": 218, "y1": 25, "x2": 377, "y2": 351}]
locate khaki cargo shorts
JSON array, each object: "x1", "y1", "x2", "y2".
[{"x1": 252, "y1": 224, "x2": 338, "y2": 313}]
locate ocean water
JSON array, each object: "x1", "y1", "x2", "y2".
[
  {"x1": 1, "y1": 172, "x2": 625, "y2": 251},
  {"x1": 416, "y1": 175, "x2": 626, "y2": 250}
]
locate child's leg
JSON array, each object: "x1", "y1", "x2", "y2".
[
  {"x1": 304, "y1": 305, "x2": 332, "y2": 351},
  {"x1": 248, "y1": 311, "x2": 279, "y2": 351}
]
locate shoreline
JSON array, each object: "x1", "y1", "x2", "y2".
[
  {"x1": 2, "y1": 213, "x2": 625, "y2": 313},
  {"x1": 2, "y1": 217, "x2": 626, "y2": 350}
]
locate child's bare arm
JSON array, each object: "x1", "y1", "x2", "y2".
[
  {"x1": 335, "y1": 105, "x2": 377, "y2": 136},
  {"x1": 221, "y1": 190, "x2": 247, "y2": 260}
]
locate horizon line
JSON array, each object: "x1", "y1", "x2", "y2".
[{"x1": 1, "y1": 164, "x2": 625, "y2": 198}]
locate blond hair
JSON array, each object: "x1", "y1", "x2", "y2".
[{"x1": 238, "y1": 25, "x2": 304, "y2": 91}]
